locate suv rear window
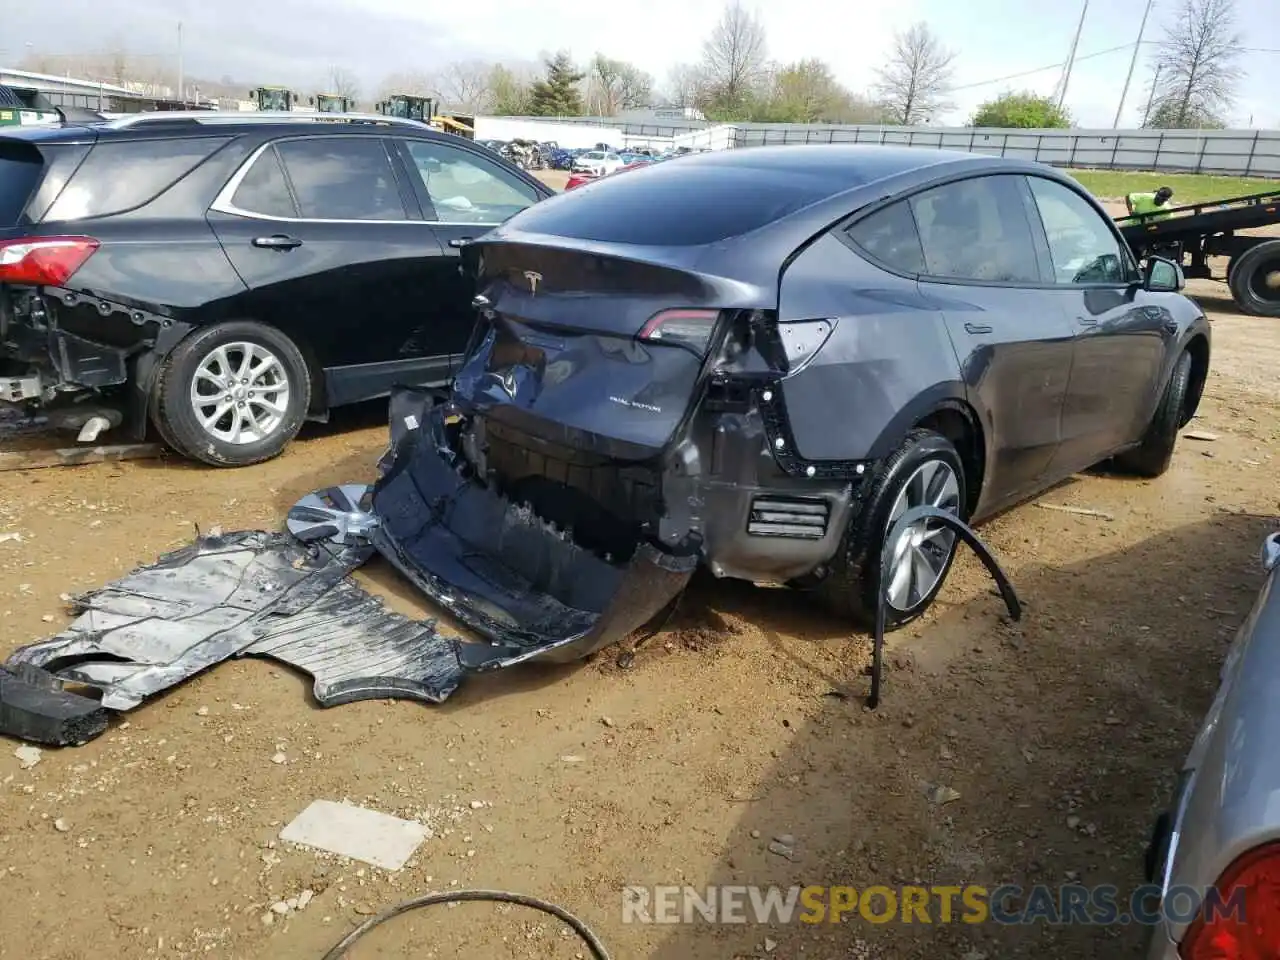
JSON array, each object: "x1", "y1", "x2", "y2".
[
  {"x1": 0, "y1": 141, "x2": 43, "y2": 225},
  {"x1": 509, "y1": 165, "x2": 837, "y2": 246},
  {"x1": 44, "y1": 136, "x2": 230, "y2": 221}
]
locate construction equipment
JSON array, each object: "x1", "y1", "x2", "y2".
[
  {"x1": 313, "y1": 93, "x2": 356, "y2": 113},
  {"x1": 250, "y1": 86, "x2": 297, "y2": 111},
  {"x1": 376, "y1": 94, "x2": 433, "y2": 122},
  {"x1": 0, "y1": 84, "x2": 60, "y2": 127},
  {"x1": 434, "y1": 112, "x2": 475, "y2": 139}
]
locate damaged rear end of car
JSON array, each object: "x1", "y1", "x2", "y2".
[{"x1": 371, "y1": 190, "x2": 854, "y2": 667}]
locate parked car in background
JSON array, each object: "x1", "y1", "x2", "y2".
[
  {"x1": 571, "y1": 150, "x2": 624, "y2": 176},
  {"x1": 0, "y1": 112, "x2": 553, "y2": 465},
  {"x1": 380, "y1": 145, "x2": 1210, "y2": 666},
  {"x1": 1144, "y1": 529, "x2": 1280, "y2": 958},
  {"x1": 565, "y1": 160, "x2": 652, "y2": 191}
]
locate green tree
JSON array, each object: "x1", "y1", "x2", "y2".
[
  {"x1": 970, "y1": 91, "x2": 1071, "y2": 128},
  {"x1": 488, "y1": 64, "x2": 533, "y2": 115},
  {"x1": 528, "y1": 52, "x2": 585, "y2": 116}
]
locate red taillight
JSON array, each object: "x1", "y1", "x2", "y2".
[
  {"x1": 637, "y1": 308, "x2": 720, "y2": 354},
  {"x1": 0, "y1": 236, "x2": 99, "y2": 286},
  {"x1": 1181, "y1": 841, "x2": 1280, "y2": 959}
]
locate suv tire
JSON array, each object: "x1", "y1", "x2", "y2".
[
  {"x1": 152, "y1": 321, "x2": 311, "y2": 467},
  {"x1": 1112, "y1": 349, "x2": 1192, "y2": 478},
  {"x1": 819, "y1": 428, "x2": 968, "y2": 630}
]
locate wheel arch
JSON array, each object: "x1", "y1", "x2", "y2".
[{"x1": 1182, "y1": 332, "x2": 1210, "y2": 427}]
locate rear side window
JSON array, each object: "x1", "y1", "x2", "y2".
[
  {"x1": 909, "y1": 175, "x2": 1041, "y2": 284},
  {"x1": 274, "y1": 137, "x2": 406, "y2": 221},
  {"x1": 0, "y1": 141, "x2": 43, "y2": 225},
  {"x1": 45, "y1": 137, "x2": 230, "y2": 221},
  {"x1": 230, "y1": 146, "x2": 298, "y2": 218},
  {"x1": 846, "y1": 201, "x2": 925, "y2": 274}
]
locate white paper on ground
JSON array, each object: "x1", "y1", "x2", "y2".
[{"x1": 279, "y1": 799, "x2": 429, "y2": 871}]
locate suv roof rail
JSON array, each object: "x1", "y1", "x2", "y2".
[{"x1": 104, "y1": 111, "x2": 431, "y2": 131}]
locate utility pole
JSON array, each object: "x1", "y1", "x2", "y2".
[
  {"x1": 1057, "y1": 0, "x2": 1091, "y2": 111},
  {"x1": 1142, "y1": 63, "x2": 1162, "y2": 126},
  {"x1": 177, "y1": 21, "x2": 184, "y2": 103},
  {"x1": 1113, "y1": 0, "x2": 1155, "y2": 128}
]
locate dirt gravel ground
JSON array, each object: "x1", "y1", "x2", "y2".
[{"x1": 2, "y1": 264, "x2": 1278, "y2": 959}]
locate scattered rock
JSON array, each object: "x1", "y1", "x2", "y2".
[
  {"x1": 53, "y1": 818, "x2": 70, "y2": 833},
  {"x1": 1065, "y1": 870, "x2": 1080, "y2": 881},
  {"x1": 271, "y1": 752, "x2": 287, "y2": 765},
  {"x1": 297, "y1": 890, "x2": 314, "y2": 910},
  {"x1": 354, "y1": 903, "x2": 376, "y2": 916},
  {"x1": 560, "y1": 755, "x2": 585, "y2": 763},
  {"x1": 14, "y1": 746, "x2": 42, "y2": 769},
  {"x1": 764, "y1": 937, "x2": 778, "y2": 953},
  {"x1": 749, "y1": 829, "x2": 761, "y2": 839},
  {"x1": 601, "y1": 716, "x2": 615, "y2": 728},
  {"x1": 1184, "y1": 430, "x2": 1218, "y2": 441},
  {"x1": 196, "y1": 706, "x2": 209, "y2": 717},
  {"x1": 939, "y1": 745, "x2": 954, "y2": 761},
  {"x1": 469, "y1": 800, "x2": 485, "y2": 810},
  {"x1": 270, "y1": 901, "x2": 290, "y2": 915},
  {"x1": 1104, "y1": 716, "x2": 1123, "y2": 726},
  {"x1": 767, "y1": 839, "x2": 798, "y2": 861},
  {"x1": 930, "y1": 785, "x2": 961, "y2": 805},
  {"x1": 1066, "y1": 815, "x2": 1081, "y2": 830},
  {"x1": 41, "y1": 614, "x2": 55, "y2": 623},
  {"x1": 0, "y1": 532, "x2": 22, "y2": 544}
]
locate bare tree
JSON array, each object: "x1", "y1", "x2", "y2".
[
  {"x1": 874, "y1": 22, "x2": 956, "y2": 125},
  {"x1": 700, "y1": 1, "x2": 767, "y2": 112},
  {"x1": 1147, "y1": 0, "x2": 1243, "y2": 128},
  {"x1": 433, "y1": 60, "x2": 494, "y2": 112},
  {"x1": 377, "y1": 71, "x2": 435, "y2": 102},
  {"x1": 664, "y1": 64, "x2": 707, "y2": 108},
  {"x1": 585, "y1": 54, "x2": 653, "y2": 115},
  {"x1": 325, "y1": 66, "x2": 360, "y2": 100},
  {"x1": 106, "y1": 42, "x2": 131, "y2": 85}
]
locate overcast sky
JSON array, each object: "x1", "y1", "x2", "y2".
[{"x1": 3, "y1": 0, "x2": 1277, "y2": 127}]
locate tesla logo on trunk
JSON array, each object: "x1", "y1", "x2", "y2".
[{"x1": 523, "y1": 271, "x2": 542, "y2": 295}]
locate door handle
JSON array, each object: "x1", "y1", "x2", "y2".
[
  {"x1": 963, "y1": 322, "x2": 993, "y2": 334},
  {"x1": 1076, "y1": 315, "x2": 1099, "y2": 325},
  {"x1": 252, "y1": 235, "x2": 302, "y2": 250},
  {"x1": 447, "y1": 237, "x2": 475, "y2": 249}
]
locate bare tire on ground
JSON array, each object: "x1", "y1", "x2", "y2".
[
  {"x1": 1112, "y1": 349, "x2": 1192, "y2": 478},
  {"x1": 152, "y1": 321, "x2": 311, "y2": 467},
  {"x1": 818, "y1": 428, "x2": 967, "y2": 631},
  {"x1": 1227, "y1": 239, "x2": 1280, "y2": 318}
]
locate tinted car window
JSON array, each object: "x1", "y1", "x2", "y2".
[
  {"x1": 1028, "y1": 176, "x2": 1130, "y2": 284},
  {"x1": 508, "y1": 166, "x2": 838, "y2": 246},
  {"x1": 0, "y1": 141, "x2": 43, "y2": 225},
  {"x1": 45, "y1": 137, "x2": 230, "y2": 221},
  {"x1": 274, "y1": 137, "x2": 406, "y2": 221},
  {"x1": 847, "y1": 200, "x2": 926, "y2": 274},
  {"x1": 402, "y1": 140, "x2": 537, "y2": 225},
  {"x1": 909, "y1": 176, "x2": 1040, "y2": 283},
  {"x1": 230, "y1": 146, "x2": 298, "y2": 218}
]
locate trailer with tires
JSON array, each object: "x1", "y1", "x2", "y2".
[{"x1": 1116, "y1": 189, "x2": 1280, "y2": 317}]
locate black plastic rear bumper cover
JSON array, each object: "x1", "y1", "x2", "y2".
[{"x1": 369, "y1": 389, "x2": 697, "y2": 668}]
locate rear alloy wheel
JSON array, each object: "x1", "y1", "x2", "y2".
[
  {"x1": 819, "y1": 428, "x2": 968, "y2": 630},
  {"x1": 153, "y1": 321, "x2": 310, "y2": 467},
  {"x1": 1227, "y1": 240, "x2": 1280, "y2": 317}
]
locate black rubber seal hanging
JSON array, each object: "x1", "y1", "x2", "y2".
[{"x1": 871, "y1": 505, "x2": 1023, "y2": 708}]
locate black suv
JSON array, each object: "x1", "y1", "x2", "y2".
[{"x1": 0, "y1": 113, "x2": 553, "y2": 465}]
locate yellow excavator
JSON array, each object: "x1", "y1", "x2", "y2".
[
  {"x1": 250, "y1": 86, "x2": 298, "y2": 111},
  {"x1": 375, "y1": 94, "x2": 474, "y2": 138},
  {"x1": 313, "y1": 93, "x2": 356, "y2": 113}
]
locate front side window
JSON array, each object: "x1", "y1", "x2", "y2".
[
  {"x1": 846, "y1": 200, "x2": 926, "y2": 274},
  {"x1": 229, "y1": 146, "x2": 297, "y2": 218},
  {"x1": 909, "y1": 175, "x2": 1041, "y2": 284},
  {"x1": 402, "y1": 140, "x2": 538, "y2": 225},
  {"x1": 274, "y1": 137, "x2": 406, "y2": 221},
  {"x1": 1028, "y1": 176, "x2": 1131, "y2": 284}
]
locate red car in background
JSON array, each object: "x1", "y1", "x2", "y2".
[{"x1": 565, "y1": 160, "x2": 651, "y2": 190}]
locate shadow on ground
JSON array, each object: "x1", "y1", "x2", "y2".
[{"x1": 634, "y1": 510, "x2": 1273, "y2": 960}]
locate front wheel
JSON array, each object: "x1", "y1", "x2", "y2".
[
  {"x1": 152, "y1": 321, "x2": 311, "y2": 467},
  {"x1": 819, "y1": 428, "x2": 967, "y2": 630},
  {"x1": 1111, "y1": 349, "x2": 1192, "y2": 478}
]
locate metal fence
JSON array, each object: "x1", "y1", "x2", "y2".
[
  {"x1": 496, "y1": 115, "x2": 1280, "y2": 178},
  {"x1": 730, "y1": 125, "x2": 1280, "y2": 178}
]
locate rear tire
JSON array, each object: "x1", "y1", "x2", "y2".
[
  {"x1": 819, "y1": 429, "x2": 967, "y2": 631},
  {"x1": 1112, "y1": 350, "x2": 1192, "y2": 478},
  {"x1": 1227, "y1": 240, "x2": 1280, "y2": 317},
  {"x1": 152, "y1": 321, "x2": 310, "y2": 467}
]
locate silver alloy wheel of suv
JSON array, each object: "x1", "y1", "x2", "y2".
[{"x1": 189, "y1": 341, "x2": 291, "y2": 445}]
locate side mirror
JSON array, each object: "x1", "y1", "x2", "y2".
[{"x1": 1143, "y1": 256, "x2": 1184, "y2": 292}]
